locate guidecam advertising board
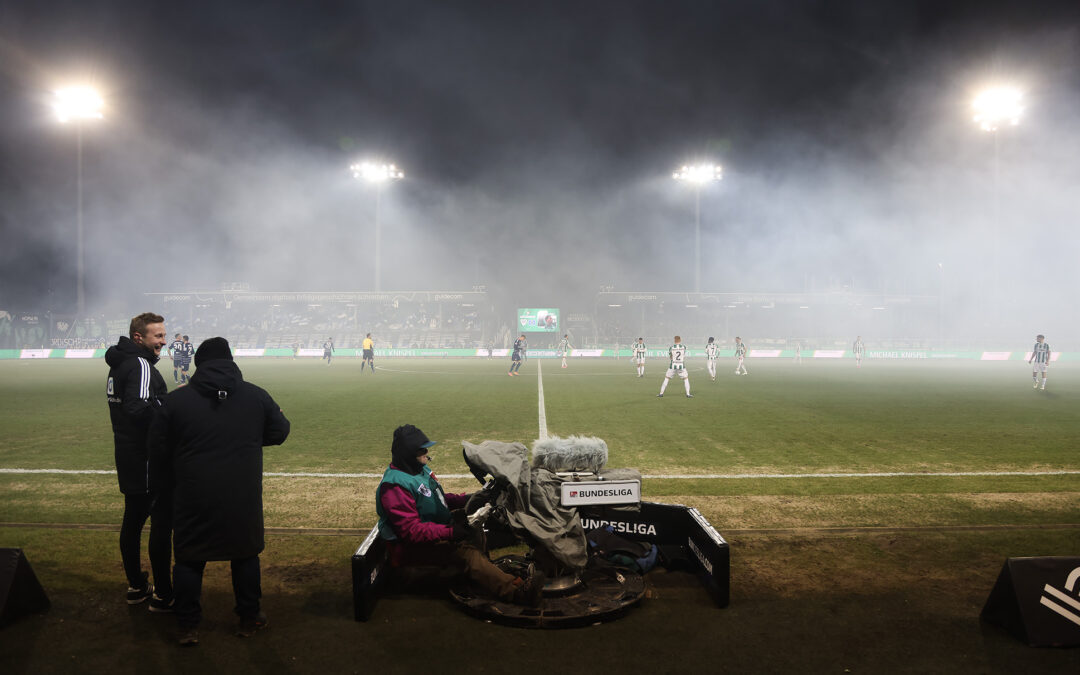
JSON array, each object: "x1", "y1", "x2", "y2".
[{"x1": 517, "y1": 308, "x2": 559, "y2": 332}]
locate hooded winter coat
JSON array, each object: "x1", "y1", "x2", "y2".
[
  {"x1": 148, "y1": 358, "x2": 290, "y2": 562},
  {"x1": 106, "y1": 335, "x2": 168, "y2": 495}
]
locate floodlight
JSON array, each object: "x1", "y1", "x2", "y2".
[
  {"x1": 672, "y1": 164, "x2": 722, "y2": 183},
  {"x1": 350, "y1": 161, "x2": 404, "y2": 183},
  {"x1": 972, "y1": 87, "x2": 1022, "y2": 132},
  {"x1": 53, "y1": 86, "x2": 104, "y2": 123}
]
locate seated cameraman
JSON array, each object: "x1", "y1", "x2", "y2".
[{"x1": 376, "y1": 424, "x2": 544, "y2": 606}]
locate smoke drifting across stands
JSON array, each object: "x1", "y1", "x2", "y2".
[{"x1": 1, "y1": 1, "x2": 1078, "y2": 346}]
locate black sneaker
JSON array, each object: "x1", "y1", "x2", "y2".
[
  {"x1": 178, "y1": 627, "x2": 199, "y2": 647},
  {"x1": 236, "y1": 611, "x2": 268, "y2": 637},
  {"x1": 126, "y1": 572, "x2": 153, "y2": 605},
  {"x1": 656, "y1": 394, "x2": 663, "y2": 398},
  {"x1": 513, "y1": 566, "x2": 546, "y2": 608},
  {"x1": 148, "y1": 593, "x2": 174, "y2": 613},
  {"x1": 686, "y1": 394, "x2": 694, "y2": 398}
]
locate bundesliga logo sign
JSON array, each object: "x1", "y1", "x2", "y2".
[
  {"x1": 569, "y1": 487, "x2": 635, "y2": 498},
  {"x1": 561, "y1": 480, "x2": 641, "y2": 506}
]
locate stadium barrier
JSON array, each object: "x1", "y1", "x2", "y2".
[{"x1": 0, "y1": 349, "x2": 1072, "y2": 361}]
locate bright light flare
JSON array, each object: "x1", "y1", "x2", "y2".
[
  {"x1": 672, "y1": 163, "x2": 722, "y2": 183},
  {"x1": 53, "y1": 86, "x2": 104, "y2": 123},
  {"x1": 350, "y1": 161, "x2": 404, "y2": 183},
  {"x1": 973, "y1": 87, "x2": 1022, "y2": 131}
]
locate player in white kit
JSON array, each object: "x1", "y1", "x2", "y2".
[
  {"x1": 853, "y1": 336, "x2": 865, "y2": 369},
  {"x1": 734, "y1": 337, "x2": 748, "y2": 375},
  {"x1": 633, "y1": 338, "x2": 647, "y2": 378},
  {"x1": 1029, "y1": 334, "x2": 1050, "y2": 390},
  {"x1": 658, "y1": 336, "x2": 692, "y2": 398},
  {"x1": 705, "y1": 337, "x2": 719, "y2": 381},
  {"x1": 558, "y1": 334, "x2": 572, "y2": 368}
]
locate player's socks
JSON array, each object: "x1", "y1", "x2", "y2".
[
  {"x1": 659, "y1": 379, "x2": 669, "y2": 395},
  {"x1": 684, "y1": 380, "x2": 690, "y2": 396}
]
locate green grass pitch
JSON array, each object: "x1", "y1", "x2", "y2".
[
  {"x1": 1, "y1": 356, "x2": 1076, "y2": 530},
  {"x1": 2, "y1": 356, "x2": 1078, "y2": 673}
]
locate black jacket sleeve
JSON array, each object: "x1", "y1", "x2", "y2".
[
  {"x1": 146, "y1": 399, "x2": 175, "y2": 496},
  {"x1": 120, "y1": 357, "x2": 162, "y2": 427},
  {"x1": 260, "y1": 390, "x2": 290, "y2": 447}
]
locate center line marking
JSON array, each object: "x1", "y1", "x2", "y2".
[{"x1": 537, "y1": 361, "x2": 548, "y2": 439}]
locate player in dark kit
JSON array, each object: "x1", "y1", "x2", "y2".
[
  {"x1": 168, "y1": 333, "x2": 185, "y2": 384},
  {"x1": 179, "y1": 335, "x2": 195, "y2": 385},
  {"x1": 323, "y1": 337, "x2": 334, "y2": 366},
  {"x1": 508, "y1": 334, "x2": 526, "y2": 376}
]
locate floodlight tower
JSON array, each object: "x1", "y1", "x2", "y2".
[
  {"x1": 350, "y1": 161, "x2": 404, "y2": 292},
  {"x1": 937, "y1": 262, "x2": 944, "y2": 348},
  {"x1": 972, "y1": 86, "x2": 1022, "y2": 322},
  {"x1": 53, "y1": 86, "x2": 104, "y2": 316},
  {"x1": 673, "y1": 163, "x2": 723, "y2": 294}
]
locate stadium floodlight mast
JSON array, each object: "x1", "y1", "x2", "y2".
[
  {"x1": 672, "y1": 163, "x2": 723, "y2": 294},
  {"x1": 972, "y1": 86, "x2": 1022, "y2": 322},
  {"x1": 53, "y1": 86, "x2": 105, "y2": 317},
  {"x1": 937, "y1": 262, "x2": 944, "y2": 348},
  {"x1": 350, "y1": 161, "x2": 404, "y2": 292}
]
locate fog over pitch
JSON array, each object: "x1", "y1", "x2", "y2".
[{"x1": 1, "y1": 1, "x2": 1078, "y2": 343}]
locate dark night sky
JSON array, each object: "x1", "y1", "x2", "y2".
[{"x1": 1, "y1": 0, "x2": 1078, "y2": 339}]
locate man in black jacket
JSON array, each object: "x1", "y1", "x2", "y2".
[
  {"x1": 105, "y1": 311, "x2": 174, "y2": 610},
  {"x1": 149, "y1": 337, "x2": 290, "y2": 646}
]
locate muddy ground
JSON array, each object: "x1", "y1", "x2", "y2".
[{"x1": 1, "y1": 526, "x2": 1078, "y2": 674}]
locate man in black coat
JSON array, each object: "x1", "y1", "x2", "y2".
[
  {"x1": 105, "y1": 311, "x2": 173, "y2": 610},
  {"x1": 148, "y1": 337, "x2": 290, "y2": 646}
]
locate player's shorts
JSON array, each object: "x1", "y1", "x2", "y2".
[
  {"x1": 324, "y1": 350, "x2": 332, "y2": 357},
  {"x1": 665, "y1": 367, "x2": 688, "y2": 379},
  {"x1": 178, "y1": 360, "x2": 191, "y2": 372},
  {"x1": 635, "y1": 356, "x2": 645, "y2": 365},
  {"x1": 363, "y1": 349, "x2": 374, "y2": 360},
  {"x1": 1032, "y1": 362, "x2": 1048, "y2": 373},
  {"x1": 512, "y1": 353, "x2": 522, "y2": 362}
]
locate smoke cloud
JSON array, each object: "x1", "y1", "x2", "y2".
[{"x1": 1, "y1": 1, "x2": 1077, "y2": 345}]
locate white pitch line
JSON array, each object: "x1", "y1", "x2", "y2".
[
  {"x1": 643, "y1": 470, "x2": 1080, "y2": 479},
  {"x1": 0, "y1": 469, "x2": 116, "y2": 475},
  {"x1": 3, "y1": 468, "x2": 1078, "y2": 479},
  {"x1": 537, "y1": 361, "x2": 549, "y2": 439}
]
